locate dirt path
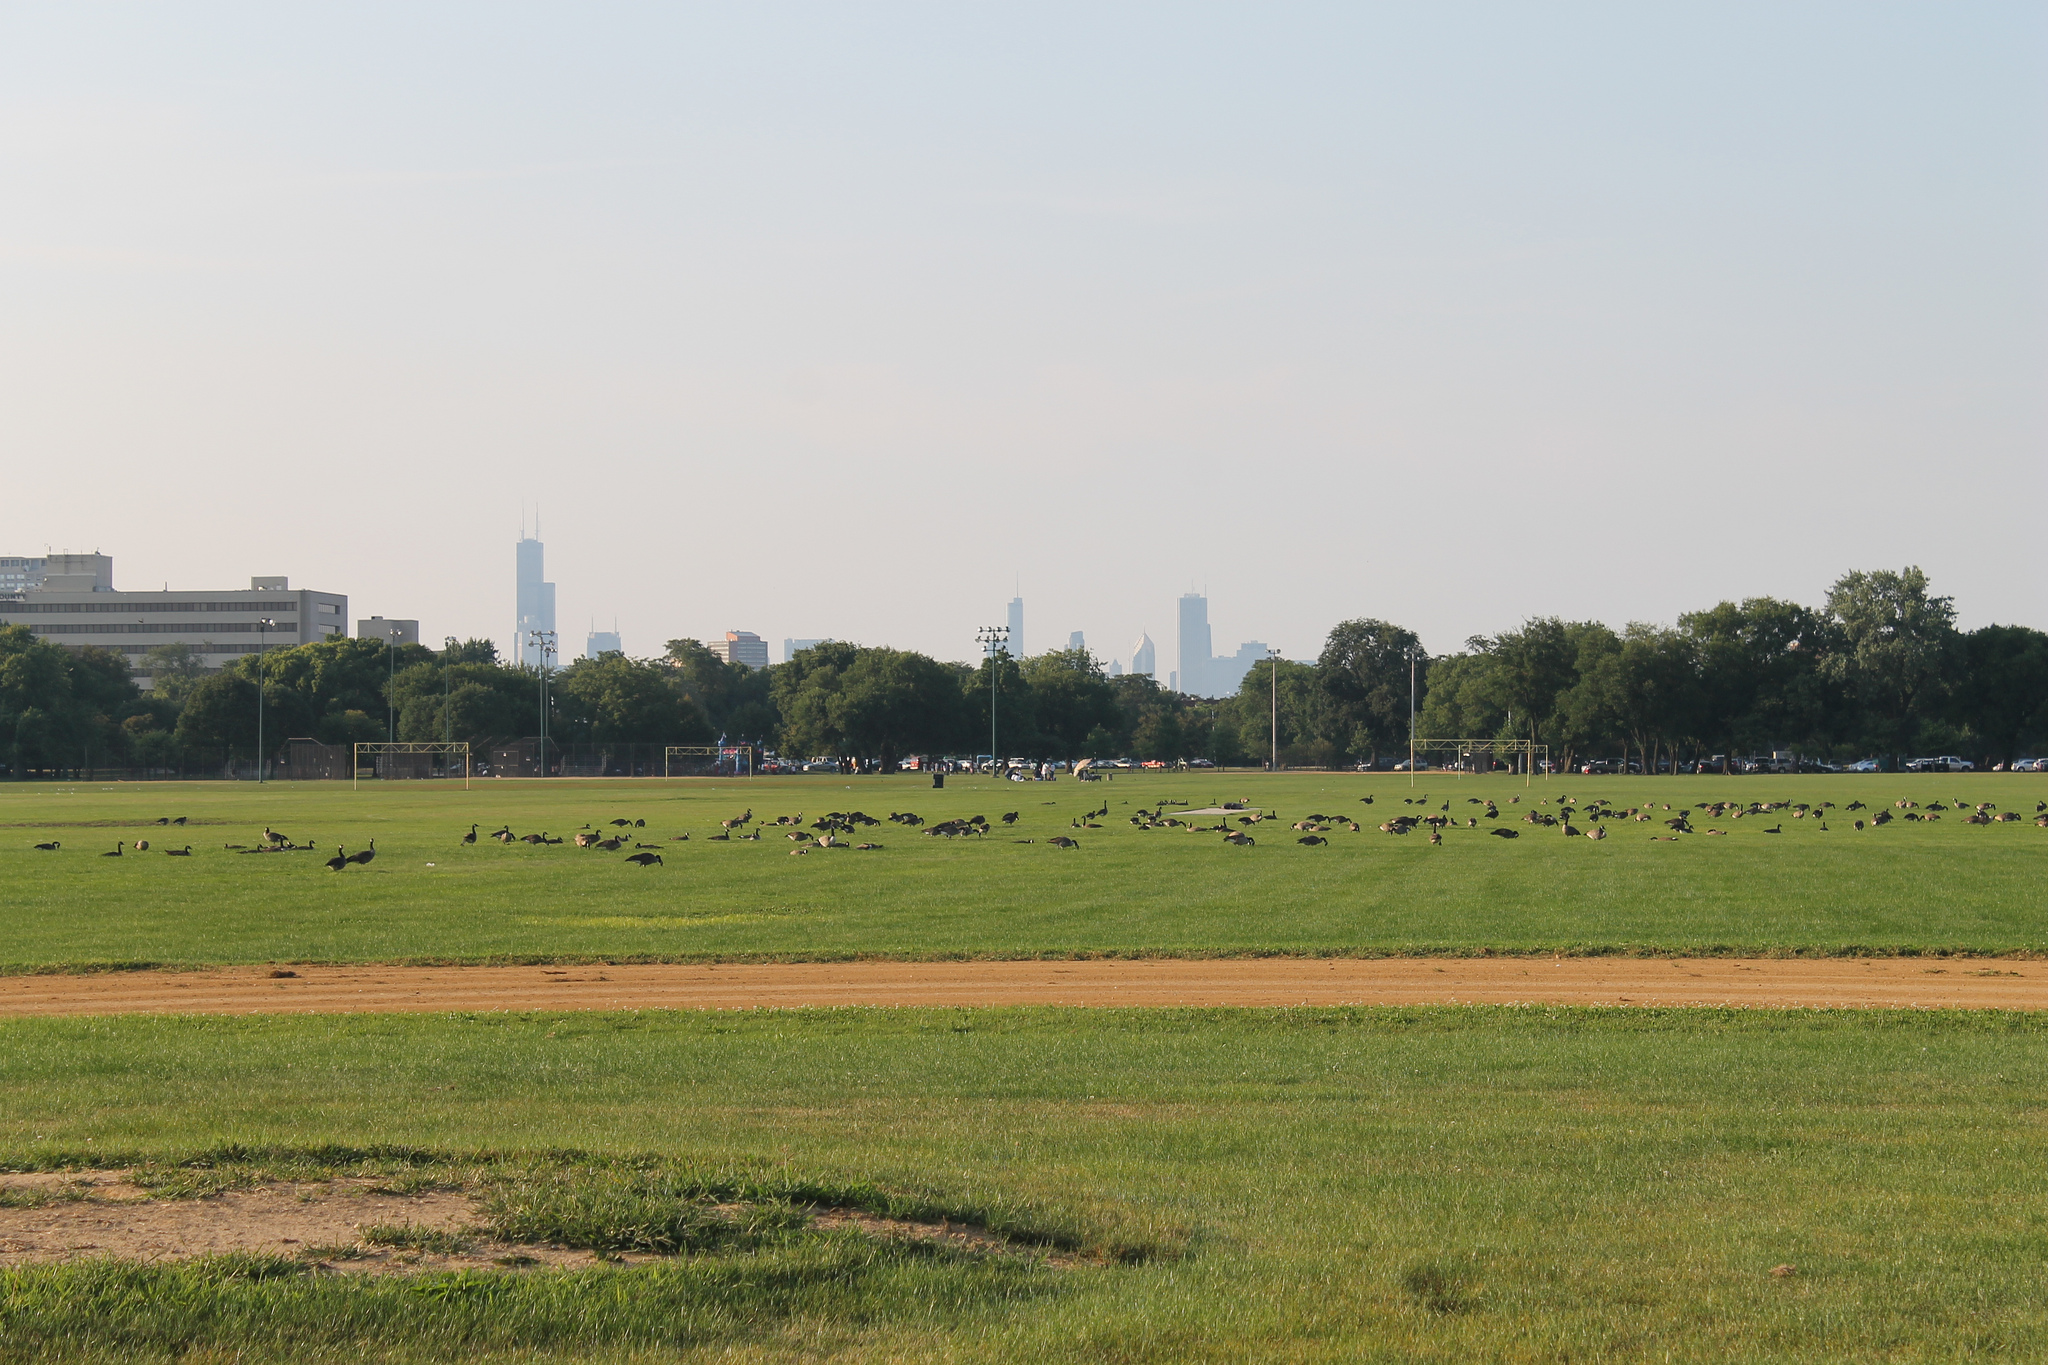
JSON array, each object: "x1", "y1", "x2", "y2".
[{"x1": 1, "y1": 957, "x2": 2042, "y2": 1015}]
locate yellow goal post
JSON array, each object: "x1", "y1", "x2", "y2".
[{"x1": 352, "y1": 742, "x2": 472, "y2": 789}]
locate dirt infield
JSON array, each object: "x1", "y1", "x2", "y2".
[{"x1": 2, "y1": 956, "x2": 2044, "y2": 1015}]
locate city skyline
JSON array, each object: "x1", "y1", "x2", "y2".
[{"x1": 4, "y1": 7, "x2": 2038, "y2": 662}]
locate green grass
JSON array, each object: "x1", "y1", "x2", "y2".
[
  {"x1": 0, "y1": 773, "x2": 2043, "y2": 966},
  {"x1": 4, "y1": 1005, "x2": 2048, "y2": 1361}
]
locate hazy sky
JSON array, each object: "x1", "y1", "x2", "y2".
[{"x1": 4, "y1": 3, "x2": 2042, "y2": 669}]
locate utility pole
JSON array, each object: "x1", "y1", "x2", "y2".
[
  {"x1": 255, "y1": 617, "x2": 273, "y2": 782},
  {"x1": 975, "y1": 625, "x2": 1009, "y2": 774},
  {"x1": 1268, "y1": 648, "x2": 1283, "y2": 773}
]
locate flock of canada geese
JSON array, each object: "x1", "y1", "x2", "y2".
[{"x1": 26, "y1": 793, "x2": 2045, "y2": 867}]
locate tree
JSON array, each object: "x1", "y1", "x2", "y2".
[
  {"x1": 1021, "y1": 649, "x2": 1121, "y2": 759},
  {"x1": 0, "y1": 625, "x2": 84, "y2": 774},
  {"x1": 664, "y1": 639, "x2": 777, "y2": 740},
  {"x1": 554, "y1": 654, "x2": 714, "y2": 745},
  {"x1": 1318, "y1": 619, "x2": 1425, "y2": 766},
  {"x1": 1223, "y1": 659, "x2": 1323, "y2": 767},
  {"x1": 775, "y1": 644, "x2": 966, "y2": 768},
  {"x1": 1678, "y1": 597, "x2": 1837, "y2": 761},
  {"x1": 1822, "y1": 567, "x2": 1957, "y2": 758},
  {"x1": 140, "y1": 643, "x2": 207, "y2": 702},
  {"x1": 1951, "y1": 625, "x2": 2048, "y2": 767}
]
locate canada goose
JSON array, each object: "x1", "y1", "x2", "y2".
[
  {"x1": 461, "y1": 825, "x2": 477, "y2": 845},
  {"x1": 1489, "y1": 828, "x2": 1518, "y2": 839},
  {"x1": 1048, "y1": 835, "x2": 1080, "y2": 848},
  {"x1": 741, "y1": 830, "x2": 760, "y2": 841},
  {"x1": 595, "y1": 837, "x2": 623, "y2": 852},
  {"x1": 1223, "y1": 830, "x2": 1255, "y2": 846},
  {"x1": 133, "y1": 839, "x2": 149, "y2": 851},
  {"x1": 165, "y1": 846, "x2": 192, "y2": 856},
  {"x1": 1359, "y1": 795, "x2": 1374, "y2": 805},
  {"x1": 1427, "y1": 830, "x2": 1442, "y2": 845},
  {"x1": 610, "y1": 819, "x2": 632, "y2": 827},
  {"x1": 669, "y1": 833, "x2": 691, "y2": 842},
  {"x1": 1001, "y1": 812, "x2": 1019, "y2": 824},
  {"x1": 1297, "y1": 835, "x2": 1328, "y2": 846},
  {"x1": 264, "y1": 828, "x2": 289, "y2": 845},
  {"x1": 853, "y1": 842, "x2": 883, "y2": 850},
  {"x1": 101, "y1": 844, "x2": 122, "y2": 856},
  {"x1": 1587, "y1": 826, "x2": 1607, "y2": 841},
  {"x1": 153, "y1": 817, "x2": 170, "y2": 826},
  {"x1": 170, "y1": 816, "x2": 188, "y2": 826},
  {"x1": 1762, "y1": 825, "x2": 1782, "y2": 835},
  {"x1": 350, "y1": 840, "x2": 377, "y2": 865},
  {"x1": 326, "y1": 847, "x2": 349, "y2": 871},
  {"x1": 708, "y1": 832, "x2": 730, "y2": 841},
  {"x1": 32, "y1": 841, "x2": 59, "y2": 851},
  {"x1": 623, "y1": 851, "x2": 663, "y2": 867}
]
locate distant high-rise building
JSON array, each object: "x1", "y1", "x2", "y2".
[
  {"x1": 585, "y1": 628, "x2": 622, "y2": 659},
  {"x1": 1068, "y1": 630, "x2": 1085, "y2": 651},
  {"x1": 1108, "y1": 658, "x2": 1124, "y2": 677},
  {"x1": 1130, "y1": 633, "x2": 1156, "y2": 678},
  {"x1": 357, "y1": 616, "x2": 420, "y2": 647},
  {"x1": 1176, "y1": 594, "x2": 1213, "y2": 696},
  {"x1": 712, "y1": 631, "x2": 770, "y2": 669},
  {"x1": 1211, "y1": 639, "x2": 1274, "y2": 697},
  {"x1": 783, "y1": 637, "x2": 831, "y2": 662},
  {"x1": 1006, "y1": 596, "x2": 1024, "y2": 659},
  {"x1": 515, "y1": 528, "x2": 556, "y2": 667}
]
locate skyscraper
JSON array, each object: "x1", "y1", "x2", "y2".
[
  {"x1": 584, "y1": 626, "x2": 622, "y2": 659},
  {"x1": 1068, "y1": 630, "x2": 1085, "y2": 651},
  {"x1": 515, "y1": 528, "x2": 556, "y2": 667},
  {"x1": 1006, "y1": 595, "x2": 1024, "y2": 659},
  {"x1": 1176, "y1": 594, "x2": 1212, "y2": 697},
  {"x1": 1131, "y1": 632, "x2": 1156, "y2": 678}
]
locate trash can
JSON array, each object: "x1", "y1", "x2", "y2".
[{"x1": 931, "y1": 772, "x2": 944, "y2": 789}]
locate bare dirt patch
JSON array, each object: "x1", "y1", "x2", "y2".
[
  {"x1": 0, "y1": 1173, "x2": 1061, "y2": 1271},
  {"x1": 2, "y1": 957, "x2": 2046, "y2": 1015}
]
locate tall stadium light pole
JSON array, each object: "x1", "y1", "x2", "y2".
[
  {"x1": 255, "y1": 617, "x2": 273, "y2": 783},
  {"x1": 528, "y1": 629, "x2": 557, "y2": 777},
  {"x1": 443, "y1": 637, "x2": 456, "y2": 746},
  {"x1": 384, "y1": 623, "x2": 403, "y2": 743},
  {"x1": 1268, "y1": 648, "x2": 1283, "y2": 773},
  {"x1": 975, "y1": 625, "x2": 1008, "y2": 774},
  {"x1": 1407, "y1": 646, "x2": 1418, "y2": 788}
]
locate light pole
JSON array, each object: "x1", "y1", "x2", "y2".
[
  {"x1": 383, "y1": 623, "x2": 405, "y2": 743},
  {"x1": 1407, "y1": 645, "x2": 1419, "y2": 787},
  {"x1": 443, "y1": 637, "x2": 456, "y2": 746},
  {"x1": 975, "y1": 625, "x2": 1009, "y2": 774},
  {"x1": 528, "y1": 628, "x2": 557, "y2": 777},
  {"x1": 255, "y1": 617, "x2": 273, "y2": 782},
  {"x1": 1267, "y1": 648, "x2": 1283, "y2": 773}
]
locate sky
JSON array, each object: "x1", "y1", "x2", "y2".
[{"x1": 3, "y1": 3, "x2": 2042, "y2": 673}]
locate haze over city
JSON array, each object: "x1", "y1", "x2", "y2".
[{"x1": 3, "y1": 3, "x2": 2041, "y2": 664}]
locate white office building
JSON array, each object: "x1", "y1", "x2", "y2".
[{"x1": 0, "y1": 554, "x2": 347, "y2": 688}]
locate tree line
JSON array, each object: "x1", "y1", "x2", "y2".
[{"x1": 1, "y1": 566, "x2": 2041, "y2": 776}]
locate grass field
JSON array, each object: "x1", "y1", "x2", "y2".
[
  {"x1": 0, "y1": 773, "x2": 2042, "y2": 968},
  {"x1": 4, "y1": 1005, "x2": 2047, "y2": 1362}
]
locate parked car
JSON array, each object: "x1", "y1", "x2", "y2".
[
  {"x1": 1846, "y1": 758, "x2": 1880, "y2": 772},
  {"x1": 2011, "y1": 757, "x2": 2043, "y2": 772},
  {"x1": 1187, "y1": 757, "x2": 1215, "y2": 768},
  {"x1": 1392, "y1": 759, "x2": 1433, "y2": 772}
]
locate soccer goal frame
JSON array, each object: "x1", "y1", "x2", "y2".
[
  {"x1": 664, "y1": 745, "x2": 718, "y2": 779},
  {"x1": 352, "y1": 742, "x2": 472, "y2": 789},
  {"x1": 1405, "y1": 738, "x2": 1550, "y2": 786}
]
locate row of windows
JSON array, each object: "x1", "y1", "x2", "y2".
[
  {"x1": 9, "y1": 622, "x2": 300, "y2": 635},
  {"x1": 0, "y1": 599, "x2": 307, "y2": 614}
]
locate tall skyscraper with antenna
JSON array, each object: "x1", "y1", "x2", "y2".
[
  {"x1": 515, "y1": 518, "x2": 556, "y2": 667},
  {"x1": 1006, "y1": 594, "x2": 1024, "y2": 659}
]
